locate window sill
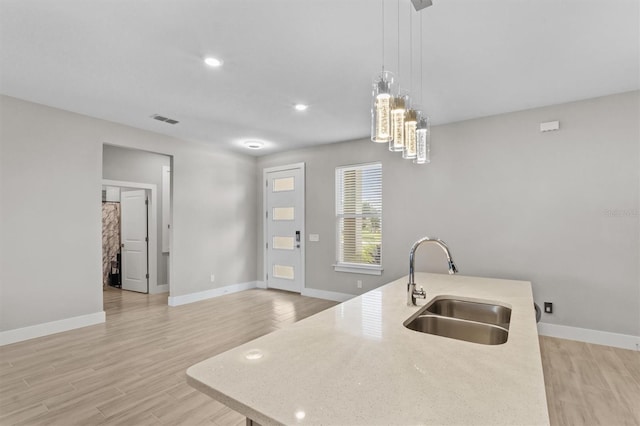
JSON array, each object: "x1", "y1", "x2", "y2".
[{"x1": 333, "y1": 264, "x2": 383, "y2": 276}]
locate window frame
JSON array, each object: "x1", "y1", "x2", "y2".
[{"x1": 333, "y1": 162, "x2": 383, "y2": 276}]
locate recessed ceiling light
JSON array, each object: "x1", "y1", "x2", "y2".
[
  {"x1": 294, "y1": 104, "x2": 308, "y2": 111},
  {"x1": 244, "y1": 140, "x2": 264, "y2": 150},
  {"x1": 204, "y1": 57, "x2": 223, "y2": 67}
]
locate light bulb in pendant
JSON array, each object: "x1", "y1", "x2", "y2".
[
  {"x1": 390, "y1": 94, "x2": 408, "y2": 152},
  {"x1": 403, "y1": 109, "x2": 418, "y2": 160},
  {"x1": 371, "y1": 71, "x2": 394, "y2": 143},
  {"x1": 415, "y1": 115, "x2": 430, "y2": 164}
]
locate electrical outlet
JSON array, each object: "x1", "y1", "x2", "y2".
[
  {"x1": 544, "y1": 302, "x2": 553, "y2": 314},
  {"x1": 210, "y1": 274, "x2": 215, "y2": 283},
  {"x1": 356, "y1": 280, "x2": 362, "y2": 289}
]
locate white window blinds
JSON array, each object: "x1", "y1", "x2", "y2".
[{"x1": 335, "y1": 163, "x2": 382, "y2": 269}]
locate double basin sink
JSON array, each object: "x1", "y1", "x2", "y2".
[{"x1": 404, "y1": 298, "x2": 512, "y2": 345}]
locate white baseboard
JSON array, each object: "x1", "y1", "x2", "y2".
[
  {"x1": 150, "y1": 283, "x2": 169, "y2": 294},
  {"x1": 0, "y1": 311, "x2": 106, "y2": 347},
  {"x1": 538, "y1": 322, "x2": 640, "y2": 351},
  {"x1": 256, "y1": 282, "x2": 351, "y2": 302},
  {"x1": 168, "y1": 281, "x2": 258, "y2": 307},
  {"x1": 301, "y1": 288, "x2": 355, "y2": 303}
]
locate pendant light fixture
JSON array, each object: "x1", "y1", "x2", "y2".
[
  {"x1": 415, "y1": 114, "x2": 430, "y2": 163},
  {"x1": 403, "y1": 1, "x2": 418, "y2": 160},
  {"x1": 389, "y1": 0, "x2": 406, "y2": 152},
  {"x1": 371, "y1": 1, "x2": 394, "y2": 143},
  {"x1": 403, "y1": 108, "x2": 418, "y2": 159},
  {"x1": 414, "y1": 8, "x2": 430, "y2": 164},
  {"x1": 371, "y1": 71, "x2": 394, "y2": 143},
  {"x1": 390, "y1": 93, "x2": 407, "y2": 151},
  {"x1": 370, "y1": 0, "x2": 433, "y2": 164}
]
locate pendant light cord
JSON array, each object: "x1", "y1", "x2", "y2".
[
  {"x1": 397, "y1": 0, "x2": 401, "y2": 84},
  {"x1": 381, "y1": 0, "x2": 385, "y2": 70},
  {"x1": 409, "y1": 2, "x2": 412, "y2": 96},
  {"x1": 420, "y1": 8, "x2": 423, "y2": 105}
]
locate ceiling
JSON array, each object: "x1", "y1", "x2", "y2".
[{"x1": 1, "y1": 0, "x2": 638, "y2": 156}]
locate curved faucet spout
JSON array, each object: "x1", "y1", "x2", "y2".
[{"x1": 408, "y1": 237, "x2": 458, "y2": 306}]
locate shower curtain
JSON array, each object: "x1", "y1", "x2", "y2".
[{"x1": 102, "y1": 202, "x2": 121, "y2": 288}]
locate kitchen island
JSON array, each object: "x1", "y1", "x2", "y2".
[{"x1": 186, "y1": 273, "x2": 549, "y2": 425}]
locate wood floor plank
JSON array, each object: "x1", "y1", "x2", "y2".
[{"x1": 0, "y1": 403, "x2": 48, "y2": 425}]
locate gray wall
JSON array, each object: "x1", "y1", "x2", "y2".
[
  {"x1": 0, "y1": 95, "x2": 257, "y2": 332},
  {"x1": 257, "y1": 91, "x2": 640, "y2": 336},
  {"x1": 2, "y1": 91, "x2": 637, "y2": 338},
  {"x1": 102, "y1": 145, "x2": 171, "y2": 287}
]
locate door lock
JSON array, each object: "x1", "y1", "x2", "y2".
[{"x1": 295, "y1": 231, "x2": 301, "y2": 248}]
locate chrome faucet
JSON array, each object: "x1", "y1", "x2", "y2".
[{"x1": 408, "y1": 237, "x2": 458, "y2": 306}]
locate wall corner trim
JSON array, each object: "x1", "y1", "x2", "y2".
[
  {"x1": 301, "y1": 288, "x2": 355, "y2": 303},
  {"x1": 168, "y1": 281, "x2": 259, "y2": 307},
  {"x1": 151, "y1": 284, "x2": 170, "y2": 295},
  {"x1": 0, "y1": 311, "x2": 106, "y2": 346},
  {"x1": 538, "y1": 322, "x2": 640, "y2": 351}
]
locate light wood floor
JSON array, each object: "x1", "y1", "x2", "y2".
[
  {"x1": 0, "y1": 288, "x2": 638, "y2": 426},
  {"x1": 540, "y1": 335, "x2": 639, "y2": 425},
  {"x1": 0, "y1": 288, "x2": 336, "y2": 425}
]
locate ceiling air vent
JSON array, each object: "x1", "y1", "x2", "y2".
[{"x1": 151, "y1": 114, "x2": 179, "y2": 125}]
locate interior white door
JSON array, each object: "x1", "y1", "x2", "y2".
[
  {"x1": 121, "y1": 189, "x2": 149, "y2": 293},
  {"x1": 265, "y1": 166, "x2": 304, "y2": 293}
]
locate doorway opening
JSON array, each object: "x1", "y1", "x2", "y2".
[
  {"x1": 101, "y1": 145, "x2": 172, "y2": 307},
  {"x1": 102, "y1": 183, "x2": 155, "y2": 293}
]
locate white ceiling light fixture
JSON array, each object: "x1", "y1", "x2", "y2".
[
  {"x1": 244, "y1": 140, "x2": 264, "y2": 150},
  {"x1": 204, "y1": 56, "x2": 223, "y2": 67},
  {"x1": 294, "y1": 103, "x2": 308, "y2": 111}
]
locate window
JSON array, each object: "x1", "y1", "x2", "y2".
[{"x1": 334, "y1": 163, "x2": 382, "y2": 275}]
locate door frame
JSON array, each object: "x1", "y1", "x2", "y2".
[
  {"x1": 102, "y1": 179, "x2": 162, "y2": 294},
  {"x1": 262, "y1": 163, "x2": 305, "y2": 293}
]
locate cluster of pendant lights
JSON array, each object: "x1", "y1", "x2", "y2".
[{"x1": 371, "y1": 1, "x2": 430, "y2": 164}]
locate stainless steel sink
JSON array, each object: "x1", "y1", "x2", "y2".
[
  {"x1": 425, "y1": 298, "x2": 511, "y2": 329},
  {"x1": 404, "y1": 298, "x2": 511, "y2": 345},
  {"x1": 404, "y1": 315, "x2": 509, "y2": 345}
]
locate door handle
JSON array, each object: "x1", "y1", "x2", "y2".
[{"x1": 295, "y1": 231, "x2": 300, "y2": 248}]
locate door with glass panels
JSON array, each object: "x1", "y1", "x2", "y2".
[{"x1": 264, "y1": 164, "x2": 304, "y2": 293}]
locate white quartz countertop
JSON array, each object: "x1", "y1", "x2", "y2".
[{"x1": 187, "y1": 273, "x2": 549, "y2": 425}]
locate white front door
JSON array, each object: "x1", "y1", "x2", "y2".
[
  {"x1": 265, "y1": 164, "x2": 305, "y2": 293},
  {"x1": 121, "y1": 189, "x2": 149, "y2": 293}
]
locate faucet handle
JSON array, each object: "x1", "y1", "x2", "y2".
[{"x1": 414, "y1": 286, "x2": 426, "y2": 299}]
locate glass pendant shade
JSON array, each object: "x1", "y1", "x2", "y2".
[
  {"x1": 389, "y1": 94, "x2": 408, "y2": 152},
  {"x1": 371, "y1": 71, "x2": 394, "y2": 143},
  {"x1": 415, "y1": 115, "x2": 431, "y2": 164},
  {"x1": 403, "y1": 108, "x2": 418, "y2": 159}
]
